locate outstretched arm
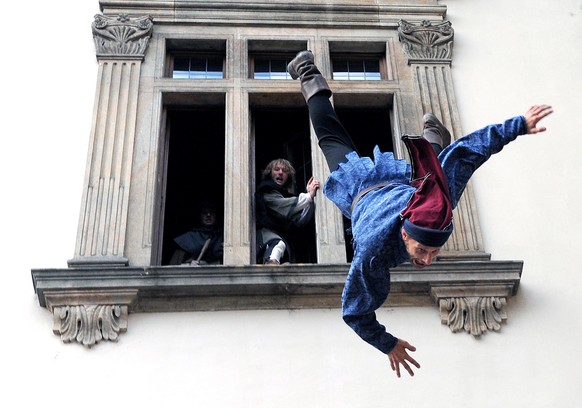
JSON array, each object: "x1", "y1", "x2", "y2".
[{"x1": 439, "y1": 104, "x2": 553, "y2": 208}]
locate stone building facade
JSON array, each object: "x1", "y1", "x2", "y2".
[{"x1": 31, "y1": 0, "x2": 522, "y2": 347}]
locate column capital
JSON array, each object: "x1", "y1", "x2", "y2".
[
  {"x1": 92, "y1": 14, "x2": 153, "y2": 60},
  {"x1": 398, "y1": 19, "x2": 454, "y2": 64}
]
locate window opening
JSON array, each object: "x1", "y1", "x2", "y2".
[
  {"x1": 161, "y1": 108, "x2": 225, "y2": 265},
  {"x1": 172, "y1": 55, "x2": 224, "y2": 79},
  {"x1": 332, "y1": 58, "x2": 382, "y2": 81},
  {"x1": 253, "y1": 107, "x2": 317, "y2": 263},
  {"x1": 253, "y1": 56, "x2": 294, "y2": 80}
]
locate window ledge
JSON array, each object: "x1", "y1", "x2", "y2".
[{"x1": 31, "y1": 260, "x2": 522, "y2": 346}]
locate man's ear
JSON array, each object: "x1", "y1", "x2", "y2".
[{"x1": 401, "y1": 228, "x2": 408, "y2": 241}]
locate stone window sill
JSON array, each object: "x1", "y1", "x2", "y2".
[{"x1": 31, "y1": 259, "x2": 522, "y2": 347}]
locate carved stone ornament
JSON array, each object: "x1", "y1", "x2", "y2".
[
  {"x1": 430, "y1": 284, "x2": 513, "y2": 336},
  {"x1": 398, "y1": 19, "x2": 454, "y2": 62},
  {"x1": 439, "y1": 297, "x2": 507, "y2": 336},
  {"x1": 44, "y1": 289, "x2": 137, "y2": 347},
  {"x1": 92, "y1": 14, "x2": 153, "y2": 59}
]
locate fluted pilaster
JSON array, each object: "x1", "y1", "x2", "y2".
[
  {"x1": 69, "y1": 15, "x2": 153, "y2": 267},
  {"x1": 398, "y1": 19, "x2": 486, "y2": 258}
]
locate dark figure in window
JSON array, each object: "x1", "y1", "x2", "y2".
[
  {"x1": 255, "y1": 159, "x2": 320, "y2": 265},
  {"x1": 169, "y1": 202, "x2": 223, "y2": 266}
]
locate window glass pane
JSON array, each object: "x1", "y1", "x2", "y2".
[
  {"x1": 332, "y1": 58, "x2": 381, "y2": 81},
  {"x1": 255, "y1": 59, "x2": 270, "y2": 73},
  {"x1": 365, "y1": 60, "x2": 380, "y2": 73},
  {"x1": 270, "y1": 71, "x2": 288, "y2": 80},
  {"x1": 206, "y1": 71, "x2": 224, "y2": 79},
  {"x1": 172, "y1": 56, "x2": 224, "y2": 79},
  {"x1": 207, "y1": 57, "x2": 224, "y2": 79},
  {"x1": 254, "y1": 72, "x2": 271, "y2": 80},
  {"x1": 173, "y1": 57, "x2": 190, "y2": 79},
  {"x1": 270, "y1": 59, "x2": 287, "y2": 73},
  {"x1": 333, "y1": 59, "x2": 348, "y2": 73},
  {"x1": 252, "y1": 57, "x2": 292, "y2": 80},
  {"x1": 348, "y1": 60, "x2": 364, "y2": 73}
]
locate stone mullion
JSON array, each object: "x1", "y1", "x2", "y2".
[
  {"x1": 312, "y1": 43, "x2": 348, "y2": 264},
  {"x1": 223, "y1": 89, "x2": 251, "y2": 265}
]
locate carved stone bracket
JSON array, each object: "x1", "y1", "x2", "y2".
[
  {"x1": 398, "y1": 19, "x2": 454, "y2": 63},
  {"x1": 92, "y1": 14, "x2": 153, "y2": 59},
  {"x1": 44, "y1": 289, "x2": 138, "y2": 347},
  {"x1": 430, "y1": 285, "x2": 514, "y2": 336}
]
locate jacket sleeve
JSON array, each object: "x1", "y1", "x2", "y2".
[
  {"x1": 341, "y1": 252, "x2": 398, "y2": 354},
  {"x1": 439, "y1": 115, "x2": 527, "y2": 208}
]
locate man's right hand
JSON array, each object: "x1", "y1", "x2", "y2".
[
  {"x1": 524, "y1": 104, "x2": 553, "y2": 134},
  {"x1": 387, "y1": 339, "x2": 421, "y2": 378}
]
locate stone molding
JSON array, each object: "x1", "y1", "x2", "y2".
[
  {"x1": 92, "y1": 14, "x2": 153, "y2": 59},
  {"x1": 398, "y1": 19, "x2": 454, "y2": 63},
  {"x1": 32, "y1": 261, "x2": 522, "y2": 346},
  {"x1": 98, "y1": 1, "x2": 447, "y2": 28}
]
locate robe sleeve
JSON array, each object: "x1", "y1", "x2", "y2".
[{"x1": 439, "y1": 115, "x2": 527, "y2": 208}]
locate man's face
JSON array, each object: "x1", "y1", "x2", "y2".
[
  {"x1": 401, "y1": 229, "x2": 441, "y2": 269},
  {"x1": 200, "y1": 208, "x2": 216, "y2": 227},
  {"x1": 270, "y1": 163, "x2": 289, "y2": 186}
]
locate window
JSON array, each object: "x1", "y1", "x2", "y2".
[
  {"x1": 172, "y1": 55, "x2": 224, "y2": 79},
  {"x1": 329, "y1": 41, "x2": 388, "y2": 81},
  {"x1": 332, "y1": 58, "x2": 381, "y2": 80},
  {"x1": 165, "y1": 38, "x2": 227, "y2": 79},
  {"x1": 252, "y1": 56, "x2": 293, "y2": 80},
  {"x1": 160, "y1": 103, "x2": 226, "y2": 266},
  {"x1": 247, "y1": 39, "x2": 307, "y2": 80}
]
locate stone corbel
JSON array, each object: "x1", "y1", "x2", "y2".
[
  {"x1": 430, "y1": 284, "x2": 514, "y2": 336},
  {"x1": 44, "y1": 289, "x2": 138, "y2": 347}
]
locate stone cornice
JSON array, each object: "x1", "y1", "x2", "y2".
[
  {"x1": 32, "y1": 261, "x2": 522, "y2": 346},
  {"x1": 98, "y1": 1, "x2": 447, "y2": 28}
]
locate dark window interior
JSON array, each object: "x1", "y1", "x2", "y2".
[
  {"x1": 161, "y1": 108, "x2": 225, "y2": 265},
  {"x1": 254, "y1": 107, "x2": 317, "y2": 263}
]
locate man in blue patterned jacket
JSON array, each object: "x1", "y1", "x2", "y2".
[{"x1": 288, "y1": 50, "x2": 553, "y2": 378}]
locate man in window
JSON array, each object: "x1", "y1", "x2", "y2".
[
  {"x1": 169, "y1": 201, "x2": 224, "y2": 266},
  {"x1": 255, "y1": 159, "x2": 320, "y2": 265},
  {"x1": 288, "y1": 50, "x2": 553, "y2": 378}
]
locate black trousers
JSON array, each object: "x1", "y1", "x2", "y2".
[
  {"x1": 308, "y1": 93, "x2": 442, "y2": 171},
  {"x1": 308, "y1": 94, "x2": 358, "y2": 172}
]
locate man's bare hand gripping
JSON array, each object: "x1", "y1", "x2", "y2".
[{"x1": 387, "y1": 339, "x2": 421, "y2": 378}]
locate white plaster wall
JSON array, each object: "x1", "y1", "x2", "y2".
[{"x1": 4, "y1": 1, "x2": 581, "y2": 407}]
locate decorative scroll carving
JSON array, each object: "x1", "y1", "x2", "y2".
[
  {"x1": 398, "y1": 19, "x2": 454, "y2": 61},
  {"x1": 53, "y1": 305, "x2": 128, "y2": 347},
  {"x1": 439, "y1": 297, "x2": 507, "y2": 336},
  {"x1": 92, "y1": 14, "x2": 153, "y2": 58},
  {"x1": 43, "y1": 289, "x2": 137, "y2": 347}
]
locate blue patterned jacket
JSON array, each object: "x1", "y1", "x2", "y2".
[{"x1": 324, "y1": 116, "x2": 527, "y2": 354}]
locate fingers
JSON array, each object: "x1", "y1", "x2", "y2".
[
  {"x1": 388, "y1": 340, "x2": 420, "y2": 378},
  {"x1": 525, "y1": 104, "x2": 553, "y2": 135}
]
